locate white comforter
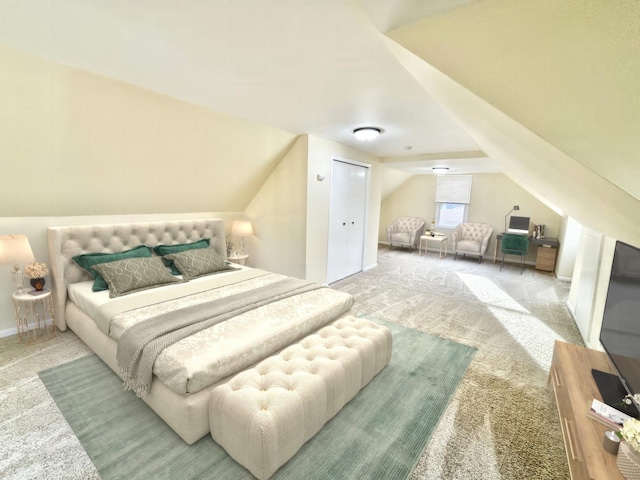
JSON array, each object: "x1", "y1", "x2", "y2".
[{"x1": 68, "y1": 268, "x2": 355, "y2": 395}]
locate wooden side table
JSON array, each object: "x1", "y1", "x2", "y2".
[
  {"x1": 228, "y1": 253, "x2": 249, "y2": 266},
  {"x1": 12, "y1": 290, "x2": 56, "y2": 344}
]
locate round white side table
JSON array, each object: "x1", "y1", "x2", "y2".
[
  {"x1": 228, "y1": 253, "x2": 249, "y2": 266},
  {"x1": 12, "y1": 290, "x2": 57, "y2": 344}
]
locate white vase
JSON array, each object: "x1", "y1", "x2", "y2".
[{"x1": 618, "y1": 441, "x2": 640, "y2": 480}]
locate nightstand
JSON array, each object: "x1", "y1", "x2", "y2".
[
  {"x1": 228, "y1": 253, "x2": 249, "y2": 266},
  {"x1": 12, "y1": 289, "x2": 56, "y2": 344}
]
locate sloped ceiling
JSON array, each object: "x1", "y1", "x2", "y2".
[
  {"x1": 383, "y1": 0, "x2": 640, "y2": 245},
  {"x1": 0, "y1": 0, "x2": 486, "y2": 165},
  {"x1": 1, "y1": 0, "x2": 637, "y2": 218},
  {"x1": 388, "y1": 0, "x2": 640, "y2": 202}
]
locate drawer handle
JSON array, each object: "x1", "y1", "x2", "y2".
[
  {"x1": 564, "y1": 418, "x2": 580, "y2": 461},
  {"x1": 552, "y1": 365, "x2": 562, "y2": 387}
]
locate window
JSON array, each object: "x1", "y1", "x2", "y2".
[
  {"x1": 434, "y1": 175, "x2": 472, "y2": 228},
  {"x1": 436, "y1": 202, "x2": 468, "y2": 228}
]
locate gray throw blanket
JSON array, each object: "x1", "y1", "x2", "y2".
[{"x1": 116, "y1": 277, "x2": 323, "y2": 397}]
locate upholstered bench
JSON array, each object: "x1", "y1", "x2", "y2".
[{"x1": 208, "y1": 316, "x2": 392, "y2": 480}]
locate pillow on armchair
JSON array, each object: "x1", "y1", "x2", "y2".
[
  {"x1": 451, "y1": 222, "x2": 494, "y2": 263},
  {"x1": 386, "y1": 217, "x2": 426, "y2": 250}
]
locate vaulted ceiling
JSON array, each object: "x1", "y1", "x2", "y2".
[
  {"x1": 0, "y1": 0, "x2": 498, "y2": 175},
  {"x1": 1, "y1": 0, "x2": 638, "y2": 225}
]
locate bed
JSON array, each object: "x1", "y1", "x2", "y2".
[{"x1": 47, "y1": 218, "x2": 356, "y2": 444}]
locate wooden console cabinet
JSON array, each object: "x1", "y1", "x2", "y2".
[
  {"x1": 536, "y1": 245, "x2": 557, "y2": 271},
  {"x1": 549, "y1": 341, "x2": 623, "y2": 479}
]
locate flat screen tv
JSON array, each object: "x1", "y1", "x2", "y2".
[{"x1": 595, "y1": 240, "x2": 640, "y2": 417}]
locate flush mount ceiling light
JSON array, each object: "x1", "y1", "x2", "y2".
[
  {"x1": 432, "y1": 167, "x2": 450, "y2": 174},
  {"x1": 353, "y1": 127, "x2": 382, "y2": 141}
]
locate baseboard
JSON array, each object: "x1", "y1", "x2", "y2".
[
  {"x1": 0, "y1": 326, "x2": 17, "y2": 338},
  {"x1": 363, "y1": 263, "x2": 377, "y2": 271}
]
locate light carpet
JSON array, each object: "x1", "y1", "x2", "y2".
[{"x1": 38, "y1": 319, "x2": 475, "y2": 480}]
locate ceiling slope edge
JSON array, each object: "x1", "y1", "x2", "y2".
[{"x1": 376, "y1": 33, "x2": 640, "y2": 247}]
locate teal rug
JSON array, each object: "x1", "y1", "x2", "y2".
[{"x1": 39, "y1": 320, "x2": 475, "y2": 479}]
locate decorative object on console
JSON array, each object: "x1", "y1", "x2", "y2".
[
  {"x1": 504, "y1": 205, "x2": 520, "y2": 233},
  {"x1": 603, "y1": 430, "x2": 621, "y2": 454},
  {"x1": 25, "y1": 261, "x2": 49, "y2": 291},
  {"x1": 231, "y1": 220, "x2": 253, "y2": 255},
  {"x1": 0, "y1": 234, "x2": 36, "y2": 294},
  {"x1": 618, "y1": 419, "x2": 640, "y2": 480}
]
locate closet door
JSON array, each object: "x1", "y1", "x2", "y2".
[{"x1": 327, "y1": 159, "x2": 368, "y2": 284}]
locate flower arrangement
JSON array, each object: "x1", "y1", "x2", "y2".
[
  {"x1": 619, "y1": 418, "x2": 640, "y2": 453},
  {"x1": 24, "y1": 261, "x2": 49, "y2": 279}
]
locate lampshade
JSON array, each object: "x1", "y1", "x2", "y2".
[
  {"x1": 0, "y1": 234, "x2": 35, "y2": 294},
  {"x1": 353, "y1": 127, "x2": 381, "y2": 142},
  {"x1": 0, "y1": 234, "x2": 35, "y2": 267},
  {"x1": 231, "y1": 221, "x2": 253, "y2": 237}
]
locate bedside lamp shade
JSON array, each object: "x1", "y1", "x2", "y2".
[
  {"x1": 231, "y1": 221, "x2": 253, "y2": 255},
  {"x1": 0, "y1": 234, "x2": 35, "y2": 293},
  {"x1": 232, "y1": 221, "x2": 254, "y2": 238}
]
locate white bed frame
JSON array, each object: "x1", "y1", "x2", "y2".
[{"x1": 47, "y1": 218, "x2": 229, "y2": 444}]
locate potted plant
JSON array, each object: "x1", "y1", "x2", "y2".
[{"x1": 24, "y1": 261, "x2": 49, "y2": 291}]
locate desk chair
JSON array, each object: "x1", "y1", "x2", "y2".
[{"x1": 500, "y1": 234, "x2": 529, "y2": 274}]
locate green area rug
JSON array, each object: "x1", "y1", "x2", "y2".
[{"x1": 39, "y1": 320, "x2": 475, "y2": 480}]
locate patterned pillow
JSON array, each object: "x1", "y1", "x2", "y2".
[
  {"x1": 72, "y1": 245, "x2": 153, "y2": 292},
  {"x1": 153, "y1": 239, "x2": 210, "y2": 275},
  {"x1": 92, "y1": 257, "x2": 182, "y2": 298},
  {"x1": 165, "y1": 248, "x2": 238, "y2": 281}
]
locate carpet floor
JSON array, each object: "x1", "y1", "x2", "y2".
[
  {"x1": 0, "y1": 247, "x2": 581, "y2": 479},
  {"x1": 38, "y1": 321, "x2": 475, "y2": 480}
]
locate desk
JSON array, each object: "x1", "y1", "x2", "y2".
[
  {"x1": 494, "y1": 234, "x2": 559, "y2": 271},
  {"x1": 419, "y1": 234, "x2": 448, "y2": 259}
]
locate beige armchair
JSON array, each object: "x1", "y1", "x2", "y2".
[
  {"x1": 386, "y1": 217, "x2": 426, "y2": 251},
  {"x1": 452, "y1": 222, "x2": 494, "y2": 263}
]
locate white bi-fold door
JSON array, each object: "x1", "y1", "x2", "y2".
[{"x1": 326, "y1": 159, "x2": 369, "y2": 284}]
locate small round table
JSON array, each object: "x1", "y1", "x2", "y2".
[
  {"x1": 12, "y1": 290, "x2": 57, "y2": 344},
  {"x1": 228, "y1": 253, "x2": 249, "y2": 266}
]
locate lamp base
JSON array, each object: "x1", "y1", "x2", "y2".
[{"x1": 11, "y1": 265, "x2": 25, "y2": 294}]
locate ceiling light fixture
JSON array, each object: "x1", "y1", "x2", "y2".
[
  {"x1": 353, "y1": 127, "x2": 382, "y2": 142},
  {"x1": 432, "y1": 167, "x2": 449, "y2": 174}
]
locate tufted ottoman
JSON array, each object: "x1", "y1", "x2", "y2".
[{"x1": 208, "y1": 316, "x2": 392, "y2": 479}]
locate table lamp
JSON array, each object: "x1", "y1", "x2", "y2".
[
  {"x1": 231, "y1": 221, "x2": 253, "y2": 255},
  {"x1": 0, "y1": 234, "x2": 35, "y2": 294}
]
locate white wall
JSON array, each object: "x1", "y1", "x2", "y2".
[
  {"x1": 380, "y1": 172, "x2": 562, "y2": 265},
  {"x1": 306, "y1": 135, "x2": 381, "y2": 285},
  {"x1": 0, "y1": 45, "x2": 297, "y2": 217},
  {"x1": 244, "y1": 136, "x2": 308, "y2": 279}
]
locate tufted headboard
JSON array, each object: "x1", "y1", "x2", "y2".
[{"x1": 47, "y1": 218, "x2": 227, "y2": 330}]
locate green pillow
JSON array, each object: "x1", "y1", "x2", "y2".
[
  {"x1": 165, "y1": 248, "x2": 238, "y2": 281},
  {"x1": 92, "y1": 257, "x2": 182, "y2": 298},
  {"x1": 153, "y1": 239, "x2": 210, "y2": 275},
  {"x1": 72, "y1": 245, "x2": 152, "y2": 292}
]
